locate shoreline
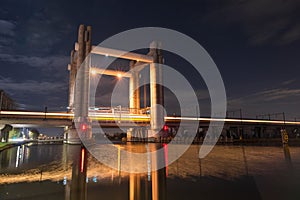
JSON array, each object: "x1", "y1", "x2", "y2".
[
  {"x1": 1, "y1": 138, "x2": 300, "y2": 153},
  {"x1": 0, "y1": 141, "x2": 31, "y2": 152}
]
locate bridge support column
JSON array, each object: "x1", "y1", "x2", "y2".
[
  {"x1": 129, "y1": 61, "x2": 140, "y2": 114},
  {"x1": 127, "y1": 128, "x2": 133, "y2": 142},
  {"x1": 68, "y1": 50, "x2": 77, "y2": 111},
  {"x1": 149, "y1": 42, "x2": 164, "y2": 139},
  {"x1": 71, "y1": 24, "x2": 92, "y2": 144},
  {"x1": 64, "y1": 125, "x2": 81, "y2": 144},
  {"x1": 74, "y1": 24, "x2": 92, "y2": 119},
  {"x1": 128, "y1": 60, "x2": 141, "y2": 142}
]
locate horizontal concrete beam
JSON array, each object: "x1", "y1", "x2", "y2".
[
  {"x1": 90, "y1": 68, "x2": 131, "y2": 78},
  {"x1": 0, "y1": 119, "x2": 72, "y2": 128},
  {"x1": 75, "y1": 43, "x2": 154, "y2": 63},
  {"x1": 130, "y1": 62, "x2": 149, "y2": 73}
]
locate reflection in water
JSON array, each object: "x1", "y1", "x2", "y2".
[
  {"x1": 129, "y1": 168, "x2": 166, "y2": 200},
  {"x1": 242, "y1": 146, "x2": 249, "y2": 176},
  {"x1": 0, "y1": 145, "x2": 30, "y2": 170},
  {"x1": 65, "y1": 145, "x2": 167, "y2": 200},
  {"x1": 283, "y1": 144, "x2": 293, "y2": 170},
  {"x1": 65, "y1": 146, "x2": 88, "y2": 200},
  {"x1": 15, "y1": 145, "x2": 30, "y2": 168},
  {"x1": 1, "y1": 143, "x2": 300, "y2": 199}
]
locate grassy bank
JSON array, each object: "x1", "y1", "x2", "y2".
[
  {"x1": 0, "y1": 142, "x2": 15, "y2": 152},
  {"x1": 0, "y1": 142, "x2": 10, "y2": 148}
]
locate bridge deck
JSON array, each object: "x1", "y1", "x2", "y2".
[{"x1": 0, "y1": 111, "x2": 300, "y2": 128}]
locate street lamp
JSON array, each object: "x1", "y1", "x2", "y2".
[
  {"x1": 117, "y1": 73, "x2": 122, "y2": 79},
  {"x1": 91, "y1": 69, "x2": 97, "y2": 75}
]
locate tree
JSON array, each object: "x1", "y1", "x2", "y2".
[
  {"x1": 29, "y1": 128, "x2": 40, "y2": 139},
  {"x1": 1, "y1": 124, "x2": 13, "y2": 143},
  {"x1": 9, "y1": 128, "x2": 20, "y2": 139}
]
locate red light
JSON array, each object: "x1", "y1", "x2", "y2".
[
  {"x1": 163, "y1": 125, "x2": 168, "y2": 131},
  {"x1": 80, "y1": 123, "x2": 87, "y2": 131},
  {"x1": 163, "y1": 143, "x2": 168, "y2": 177},
  {"x1": 80, "y1": 148, "x2": 85, "y2": 173}
]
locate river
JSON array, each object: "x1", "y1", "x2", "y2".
[{"x1": 1, "y1": 143, "x2": 300, "y2": 199}]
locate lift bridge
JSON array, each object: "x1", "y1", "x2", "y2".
[{"x1": 1, "y1": 24, "x2": 300, "y2": 144}]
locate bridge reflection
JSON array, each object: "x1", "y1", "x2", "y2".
[
  {"x1": 1, "y1": 143, "x2": 300, "y2": 199},
  {"x1": 66, "y1": 145, "x2": 167, "y2": 200}
]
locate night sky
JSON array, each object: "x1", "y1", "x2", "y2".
[{"x1": 0, "y1": 0, "x2": 299, "y2": 120}]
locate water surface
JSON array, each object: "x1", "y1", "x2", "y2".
[{"x1": 1, "y1": 143, "x2": 300, "y2": 199}]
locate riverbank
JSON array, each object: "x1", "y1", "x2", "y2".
[
  {"x1": 2, "y1": 138, "x2": 300, "y2": 152},
  {"x1": 0, "y1": 142, "x2": 15, "y2": 152},
  {"x1": 0, "y1": 141, "x2": 30, "y2": 152},
  {"x1": 217, "y1": 138, "x2": 300, "y2": 146}
]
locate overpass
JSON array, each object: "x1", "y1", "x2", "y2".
[
  {"x1": 1, "y1": 109, "x2": 300, "y2": 145},
  {"x1": 1, "y1": 109, "x2": 299, "y2": 129}
]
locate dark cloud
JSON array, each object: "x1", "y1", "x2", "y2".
[
  {"x1": 280, "y1": 24, "x2": 300, "y2": 44},
  {"x1": 0, "y1": 19, "x2": 16, "y2": 37},
  {"x1": 229, "y1": 87, "x2": 300, "y2": 104},
  {"x1": 205, "y1": 0, "x2": 300, "y2": 45},
  {"x1": 0, "y1": 53, "x2": 68, "y2": 71},
  {"x1": 0, "y1": 77, "x2": 67, "y2": 94},
  {"x1": 0, "y1": 19, "x2": 16, "y2": 53},
  {"x1": 258, "y1": 88, "x2": 300, "y2": 101},
  {"x1": 281, "y1": 79, "x2": 296, "y2": 86},
  {"x1": 228, "y1": 87, "x2": 300, "y2": 119},
  {"x1": 0, "y1": 76, "x2": 68, "y2": 110}
]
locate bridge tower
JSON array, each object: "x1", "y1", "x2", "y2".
[
  {"x1": 67, "y1": 25, "x2": 165, "y2": 143},
  {"x1": 149, "y1": 41, "x2": 164, "y2": 139},
  {"x1": 129, "y1": 60, "x2": 141, "y2": 114},
  {"x1": 66, "y1": 24, "x2": 92, "y2": 144},
  {"x1": 126, "y1": 42, "x2": 164, "y2": 141}
]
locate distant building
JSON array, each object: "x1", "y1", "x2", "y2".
[{"x1": 0, "y1": 90, "x2": 16, "y2": 110}]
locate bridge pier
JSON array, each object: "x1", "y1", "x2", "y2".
[
  {"x1": 64, "y1": 125, "x2": 81, "y2": 145},
  {"x1": 127, "y1": 127, "x2": 148, "y2": 142},
  {"x1": 74, "y1": 24, "x2": 92, "y2": 118},
  {"x1": 71, "y1": 24, "x2": 92, "y2": 146},
  {"x1": 127, "y1": 128, "x2": 133, "y2": 142},
  {"x1": 149, "y1": 42, "x2": 164, "y2": 140},
  {"x1": 129, "y1": 61, "x2": 140, "y2": 114}
]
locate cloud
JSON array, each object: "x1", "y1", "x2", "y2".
[
  {"x1": 15, "y1": 7, "x2": 73, "y2": 55},
  {"x1": 280, "y1": 24, "x2": 300, "y2": 44},
  {"x1": 0, "y1": 77, "x2": 67, "y2": 94},
  {"x1": 0, "y1": 77, "x2": 68, "y2": 110},
  {"x1": 0, "y1": 19, "x2": 16, "y2": 37},
  {"x1": 205, "y1": 0, "x2": 300, "y2": 45},
  {"x1": 281, "y1": 79, "x2": 296, "y2": 86},
  {"x1": 0, "y1": 19, "x2": 16, "y2": 53},
  {"x1": 228, "y1": 87, "x2": 300, "y2": 118},
  {"x1": 0, "y1": 36, "x2": 14, "y2": 46},
  {"x1": 229, "y1": 87, "x2": 300, "y2": 104},
  {"x1": 257, "y1": 88, "x2": 300, "y2": 101},
  {"x1": 0, "y1": 53, "x2": 69, "y2": 73}
]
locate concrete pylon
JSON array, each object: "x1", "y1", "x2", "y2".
[
  {"x1": 67, "y1": 24, "x2": 92, "y2": 144},
  {"x1": 68, "y1": 50, "x2": 77, "y2": 111},
  {"x1": 74, "y1": 24, "x2": 92, "y2": 118},
  {"x1": 129, "y1": 61, "x2": 140, "y2": 114},
  {"x1": 149, "y1": 41, "x2": 164, "y2": 139},
  {"x1": 128, "y1": 61, "x2": 141, "y2": 142}
]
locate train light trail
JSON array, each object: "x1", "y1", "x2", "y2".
[{"x1": 1, "y1": 111, "x2": 300, "y2": 125}]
